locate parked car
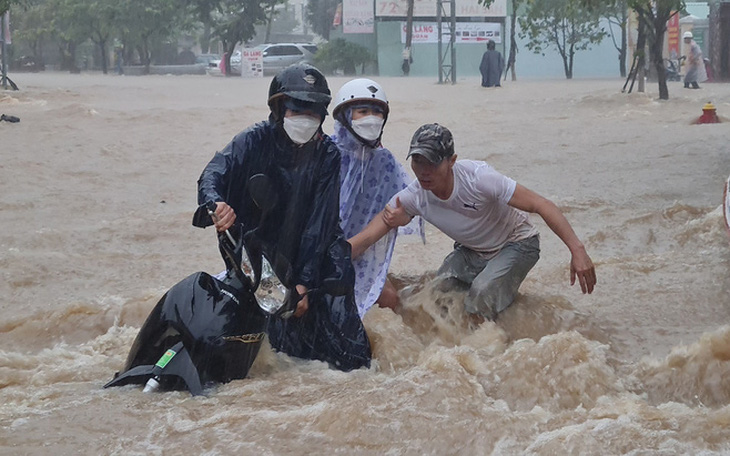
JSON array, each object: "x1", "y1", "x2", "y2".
[
  {"x1": 196, "y1": 53, "x2": 221, "y2": 68},
  {"x1": 254, "y1": 43, "x2": 319, "y2": 75},
  {"x1": 230, "y1": 50, "x2": 242, "y2": 74},
  {"x1": 209, "y1": 51, "x2": 242, "y2": 75},
  {"x1": 209, "y1": 44, "x2": 318, "y2": 77}
]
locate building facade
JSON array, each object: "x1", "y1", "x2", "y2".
[
  {"x1": 330, "y1": 0, "x2": 508, "y2": 78},
  {"x1": 328, "y1": 0, "x2": 730, "y2": 80}
]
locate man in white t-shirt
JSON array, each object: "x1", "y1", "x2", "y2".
[{"x1": 350, "y1": 123, "x2": 596, "y2": 322}]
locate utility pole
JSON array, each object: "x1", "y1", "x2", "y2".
[
  {"x1": 437, "y1": 0, "x2": 456, "y2": 84},
  {"x1": 402, "y1": 0, "x2": 414, "y2": 76},
  {"x1": 1, "y1": 12, "x2": 7, "y2": 90},
  {"x1": 405, "y1": 0, "x2": 414, "y2": 48}
]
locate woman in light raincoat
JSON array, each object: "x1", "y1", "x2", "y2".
[
  {"x1": 683, "y1": 31, "x2": 707, "y2": 89},
  {"x1": 331, "y1": 78, "x2": 423, "y2": 317}
]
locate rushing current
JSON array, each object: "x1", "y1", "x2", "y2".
[{"x1": 1, "y1": 72, "x2": 729, "y2": 455}]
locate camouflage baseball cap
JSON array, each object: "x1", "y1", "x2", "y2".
[{"x1": 406, "y1": 123, "x2": 454, "y2": 164}]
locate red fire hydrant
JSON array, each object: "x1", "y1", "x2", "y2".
[{"x1": 697, "y1": 102, "x2": 720, "y2": 124}]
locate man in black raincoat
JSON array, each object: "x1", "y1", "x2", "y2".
[
  {"x1": 195, "y1": 63, "x2": 371, "y2": 372},
  {"x1": 479, "y1": 40, "x2": 504, "y2": 88}
]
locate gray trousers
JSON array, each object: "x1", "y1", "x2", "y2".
[{"x1": 436, "y1": 235, "x2": 540, "y2": 320}]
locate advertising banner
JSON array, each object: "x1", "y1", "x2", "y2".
[
  {"x1": 667, "y1": 13, "x2": 680, "y2": 57},
  {"x1": 377, "y1": 0, "x2": 506, "y2": 18},
  {"x1": 240, "y1": 49, "x2": 263, "y2": 78},
  {"x1": 400, "y1": 21, "x2": 501, "y2": 44},
  {"x1": 344, "y1": 0, "x2": 375, "y2": 34}
]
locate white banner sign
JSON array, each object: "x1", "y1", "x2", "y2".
[
  {"x1": 240, "y1": 49, "x2": 263, "y2": 78},
  {"x1": 401, "y1": 21, "x2": 501, "y2": 44},
  {"x1": 344, "y1": 0, "x2": 375, "y2": 34},
  {"x1": 377, "y1": 0, "x2": 506, "y2": 18}
]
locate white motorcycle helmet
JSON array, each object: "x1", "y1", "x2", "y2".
[{"x1": 333, "y1": 78, "x2": 389, "y2": 147}]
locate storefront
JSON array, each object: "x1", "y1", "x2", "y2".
[{"x1": 330, "y1": 0, "x2": 507, "y2": 77}]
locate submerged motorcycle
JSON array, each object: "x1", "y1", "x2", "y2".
[{"x1": 105, "y1": 175, "x2": 296, "y2": 396}]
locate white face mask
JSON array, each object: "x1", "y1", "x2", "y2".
[
  {"x1": 351, "y1": 115, "x2": 384, "y2": 142},
  {"x1": 283, "y1": 115, "x2": 321, "y2": 145}
]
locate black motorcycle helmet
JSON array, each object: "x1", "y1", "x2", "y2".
[{"x1": 268, "y1": 63, "x2": 331, "y2": 121}]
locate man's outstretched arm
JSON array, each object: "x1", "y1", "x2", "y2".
[
  {"x1": 349, "y1": 198, "x2": 412, "y2": 258},
  {"x1": 508, "y1": 184, "x2": 596, "y2": 294}
]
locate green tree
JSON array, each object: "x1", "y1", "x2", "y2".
[
  {"x1": 50, "y1": 0, "x2": 93, "y2": 72},
  {"x1": 583, "y1": 0, "x2": 685, "y2": 100},
  {"x1": 116, "y1": 0, "x2": 188, "y2": 73},
  {"x1": 305, "y1": 0, "x2": 338, "y2": 40},
  {"x1": 629, "y1": 0, "x2": 683, "y2": 100},
  {"x1": 185, "y1": 0, "x2": 219, "y2": 53},
  {"x1": 314, "y1": 37, "x2": 371, "y2": 75},
  {"x1": 518, "y1": 0, "x2": 607, "y2": 79},
  {"x1": 83, "y1": 0, "x2": 119, "y2": 73},
  {"x1": 10, "y1": 0, "x2": 54, "y2": 66},
  {"x1": 603, "y1": 0, "x2": 628, "y2": 77},
  {"x1": 478, "y1": 0, "x2": 519, "y2": 81},
  {"x1": 505, "y1": 0, "x2": 523, "y2": 80},
  {"x1": 251, "y1": 1, "x2": 298, "y2": 44},
  {"x1": 210, "y1": 0, "x2": 267, "y2": 75},
  {"x1": 1, "y1": 0, "x2": 23, "y2": 15},
  {"x1": 262, "y1": 0, "x2": 292, "y2": 43}
]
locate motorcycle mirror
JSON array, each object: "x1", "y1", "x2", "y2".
[
  {"x1": 248, "y1": 174, "x2": 278, "y2": 212},
  {"x1": 260, "y1": 276, "x2": 351, "y2": 319}
]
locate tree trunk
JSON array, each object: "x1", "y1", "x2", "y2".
[
  {"x1": 505, "y1": 3, "x2": 518, "y2": 81},
  {"x1": 138, "y1": 41, "x2": 151, "y2": 75},
  {"x1": 31, "y1": 38, "x2": 44, "y2": 69},
  {"x1": 562, "y1": 54, "x2": 571, "y2": 79},
  {"x1": 651, "y1": 16, "x2": 669, "y2": 100},
  {"x1": 201, "y1": 24, "x2": 211, "y2": 54},
  {"x1": 559, "y1": 39, "x2": 573, "y2": 79},
  {"x1": 619, "y1": 7, "x2": 627, "y2": 78},
  {"x1": 637, "y1": 35, "x2": 645, "y2": 92},
  {"x1": 568, "y1": 44, "x2": 575, "y2": 79},
  {"x1": 224, "y1": 42, "x2": 236, "y2": 77},
  {"x1": 60, "y1": 41, "x2": 79, "y2": 73},
  {"x1": 100, "y1": 42, "x2": 108, "y2": 74},
  {"x1": 94, "y1": 35, "x2": 109, "y2": 74},
  {"x1": 265, "y1": 0, "x2": 276, "y2": 43}
]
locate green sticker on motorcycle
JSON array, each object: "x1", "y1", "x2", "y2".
[{"x1": 155, "y1": 348, "x2": 177, "y2": 368}]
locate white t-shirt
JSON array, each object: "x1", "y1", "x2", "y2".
[{"x1": 394, "y1": 160, "x2": 538, "y2": 258}]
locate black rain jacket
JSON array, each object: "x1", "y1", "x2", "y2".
[
  {"x1": 195, "y1": 119, "x2": 371, "y2": 371},
  {"x1": 196, "y1": 118, "x2": 351, "y2": 292}
]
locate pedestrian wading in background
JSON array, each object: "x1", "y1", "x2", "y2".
[
  {"x1": 196, "y1": 63, "x2": 371, "y2": 371},
  {"x1": 351, "y1": 123, "x2": 596, "y2": 324},
  {"x1": 479, "y1": 40, "x2": 504, "y2": 88},
  {"x1": 683, "y1": 31, "x2": 707, "y2": 89},
  {"x1": 331, "y1": 78, "x2": 423, "y2": 317}
]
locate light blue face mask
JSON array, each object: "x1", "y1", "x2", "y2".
[{"x1": 283, "y1": 115, "x2": 321, "y2": 144}]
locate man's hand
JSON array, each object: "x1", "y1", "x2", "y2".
[
  {"x1": 382, "y1": 197, "x2": 412, "y2": 228},
  {"x1": 212, "y1": 202, "x2": 236, "y2": 232},
  {"x1": 570, "y1": 247, "x2": 596, "y2": 294},
  {"x1": 293, "y1": 284, "x2": 309, "y2": 318}
]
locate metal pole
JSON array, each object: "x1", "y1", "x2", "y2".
[
  {"x1": 437, "y1": 0, "x2": 443, "y2": 83},
  {"x1": 450, "y1": 0, "x2": 456, "y2": 84},
  {"x1": 1, "y1": 12, "x2": 7, "y2": 90},
  {"x1": 404, "y1": 0, "x2": 414, "y2": 76}
]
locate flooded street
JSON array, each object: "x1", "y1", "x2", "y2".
[{"x1": 1, "y1": 72, "x2": 730, "y2": 454}]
